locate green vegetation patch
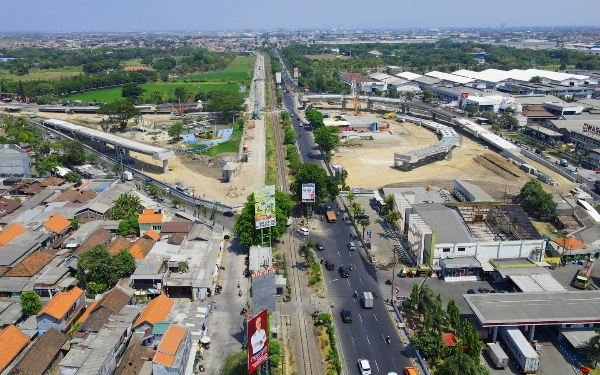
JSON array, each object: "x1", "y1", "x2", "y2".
[
  {"x1": 195, "y1": 127, "x2": 242, "y2": 156},
  {"x1": 1, "y1": 66, "x2": 83, "y2": 81},
  {"x1": 64, "y1": 82, "x2": 239, "y2": 102},
  {"x1": 174, "y1": 56, "x2": 255, "y2": 83}
]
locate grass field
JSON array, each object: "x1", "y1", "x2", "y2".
[
  {"x1": 174, "y1": 56, "x2": 255, "y2": 83},
  {"x1": 122, "y1": 58, "x2": 143, "y2": 66},
  {"x1": 0, "y1": 66, "x2": 83, "y2": 81},
  {"x1": 64, "y1": 82, "x2": 241, "y2": 102},
  {"x1": 196, "y1": 128, "x2": 242, "y2": 156},
  {"x1": 306, "y1": 54, "x2": 350, "y2": 60}
]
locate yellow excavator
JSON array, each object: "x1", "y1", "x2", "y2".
[{"x1": 383, "y1": 112, "x2": 396, "y2": 119}]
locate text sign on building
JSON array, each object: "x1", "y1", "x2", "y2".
[
  {"x1": 254, "y1": 185, "x2": 276, "y2": 229},
  {"x1": 583, "y1": 123, "x2": 600, "y2": 138},
  {"x1": 301, "y1": 183, "x2": 315, "y2": 203}
]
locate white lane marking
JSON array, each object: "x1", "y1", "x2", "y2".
[
  {"x1": 359, "y1": 314, "x2": 363, "y2": 322},
  {"x1": 374, "y1": 313, "x2": 378, "y2": 322},
  {"x1": 351, "y1": 336, "x2": 355, "y2": 346},
  {"x1": 375, "y1": 360, "x2": 379, "y2": 372},
  {"x1": 366, "y1": 336, "x2": 370, "y2": 346}
]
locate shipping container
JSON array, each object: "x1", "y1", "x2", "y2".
[
  {"x1": 487, "y1": 343, "x2": 509, "y2": 369},
  {"x1": 499, "y1": 327, "x2": 539, "y2": 374}
]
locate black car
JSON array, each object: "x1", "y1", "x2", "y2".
[
  {"x1": 356, "y1": 214, "x2": 370, "y2": 220},
  {"x1": 325, "y1": 261, "x2": 334, "y2": 270},
  {"x1": 467, "y1": 289, "x2": 480, "y2": 294},
  {"x1": 223, "y1": 211, "x2": 234, "y2": 217},
  {"x1": 340, "y1": 309, "x2": 353, "y2": 323},
  {"x1": 339, "y1": 266, "x2": 349, "y2": 278},
  {"x1": 478, "y1": 287, "x2": 490, "y2": 293},
  {"x1": 316, "y1": 243, "x2": 324, "y2": 251}
]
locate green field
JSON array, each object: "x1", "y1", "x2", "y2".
[
  {"x1": 122, "y1": 58, "x2": 143, "y2": 66},
  {"x1": 0, "y1": 66, "x2": 83, "y2": 81},
  {"x1": 174, "y1": 56, "x2": 255, "y2": 83},
  {"x1": 64, "y1": 82, "x2": 241, "y2": 103},
  {"x1": 195, "y1": 128, "x2": 242, "y2": 156}
]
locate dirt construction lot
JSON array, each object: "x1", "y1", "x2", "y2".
[{"x1": 333, "y1": 118, "x2": 578, "y2": 199}]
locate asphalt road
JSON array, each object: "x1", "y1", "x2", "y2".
[{"x1": 278, "y1": 52, "x2": 413, "y2": 375}]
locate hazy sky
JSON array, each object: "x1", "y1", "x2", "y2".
[{"x1": 1, "y1": 0, "x2": 599, "y2": 32}]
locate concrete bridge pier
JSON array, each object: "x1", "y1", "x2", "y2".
[
  {"x1": 341, "y1": 99, "x2": 347, "y2": 110},
  {"x1": 367, "y1": 100, "x2": 373, "y2": 111},
  {"x1": 163, "y1": 160, "x2": 169, "y2": 173}
]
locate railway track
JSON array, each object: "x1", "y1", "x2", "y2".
[
  {"x1": 288, "y1": 236, "x2": 316, "y2": 375},
  {"x1": 265, "y1": 57, "x2": 289, "y2": 193}
]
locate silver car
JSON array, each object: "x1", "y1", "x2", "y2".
[{"x1": 347, "y1": 242, "x2": 357, "y2": 251}]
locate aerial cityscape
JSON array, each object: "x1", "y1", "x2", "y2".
[{"x1": 2, "y1": 8, "x2": 600, "y2": 375}]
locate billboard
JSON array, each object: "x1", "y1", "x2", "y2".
[
  {"x1": 248, "y1": 308, "x2": 269, "y2": 373},
  {"x1": 254, "y1": 185, "x2": 276, "y2": 229},
  {"x1": 275, "y1": 72, "x2": 282, "y2": 84},
  {"x1": 293, "y1": 67, "x2": 299, "y2": 79},
  {"x1": 301, "y1": 183, "x2": 315, "y2": 203}
]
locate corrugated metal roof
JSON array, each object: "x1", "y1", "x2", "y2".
[{"x1": 413, "y1": 204, "x2": 473, "y2": 244}]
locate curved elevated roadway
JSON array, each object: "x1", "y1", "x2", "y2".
[{"x1": 43, "y1": 118, "x2": 175, "y2": 172}]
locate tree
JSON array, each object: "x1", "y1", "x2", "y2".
[
  {"x1": 233, "y1": 190, "x2": 294, "y2": 248},
  {"x1": 76, "y1": 245, "x2": 114, "y2": 292},
  {"x1": 447, "y1": 299, "x2": 460, "y2": 332},
  {"x1": 358, "y1": 218, "x2": 370, "y2": 238},
  {"x1": 280, "y1": 111, "x2": 291, "y2": 122},
  {"x1": 97, "y1": 100, "x2": 141, "y2": 124},
  {"x1": 422, "y1": 89, "x2": 434, "y2": 103},
  {"x1": 59, "y1": 140, "x2": 88, "y2": 166},
  {"x1": 20, "y1": 290, "x2": 42, "y2": 316},
  {"x1": 465, "y1": 104, "x2": 479, "y2": 117},
  {"x1": 70, "y1": 219, "x2": 79, "y2": 230},
  {"x1": 459, "y1": 319, "x2": 483, "y2": 362},
  {"x1": 64, "y1": 171, "x2": 82, "y2": 183},
  {"x1": 579, "y1": 333, "x2": 600, "y2": 365},
  {"x1": 121, "y1": 83, "x2": 146, "y2": 100},
  {"x1": 314, "y1": 126, "x2": 340, "y2": 156},
  {"x1": 291, "y1": 163, "x2": 338, "y2": 203},
  {"x1": 283, "y1": 128, "x2": 298, "y2": 144},
  {"x1": 384, "y1": 210, "x2": 400, "y2": 228},
  {"x1": 110, "y1": 193, "x2": 141, "y2": 220},
  {"x1": 350, "y1": 202, "x2": 363, "y2": 218},
  {"x1": 174, "y1": 86, "x2": 188, "y2": 103},
  {"x1": 436, "y1": 350, "x2": 489, "y2": 375},
  {"x1": 384, "y1": 194, "x2": 394, "y2": 214},
  {"x1": 150, "y1": 90, "x2": 163, "y2": 104},
  {"x1": 519, "y1": 179, "x2": 557, "y2": 218},
  {"x1": 168, "y1": 122, "x2": 184, "y2": 140},
  {"x1": 529, "y1": 76, "x2": 543, "y2": 83},
  {"x1": 305, "y1": 108, "x2": 324, "y2": 129},
  {"x1": 172, "y1": 196, "x2": 184, "y2": 208},
  {"x1": 118, "y1": 217, "x2": 139, "y2": 236},
  {"x1": 403, "y1": 91, "x2": 416, "y2": 101},
  {"x1": 112, "y1": 249, "x2": 137, "y2": 279},
  {"x1": 204, "y1": 90, "x2": 244, "y2": 117},
  {"x1": 412, "y1": 331, "x2": 445, "y2": 361}
]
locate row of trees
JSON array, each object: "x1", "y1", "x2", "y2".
[{"x1": 406, "y1": 284, "x2": 489, "y2": 375}]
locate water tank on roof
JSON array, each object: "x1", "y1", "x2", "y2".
[{"x1": 515, "y1": 103, "x2": 523, "y2": 114}]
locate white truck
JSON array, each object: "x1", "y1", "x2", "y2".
[
  {"x1": 499, "y1": 327, "x2": 539, "y2": 374},
  {"x1": 487, "y1": 343, "x2": 509, "y2": 369},
  {"x1": 362, "y1": 292, "x2": 373, "y2": 309},
  {"x1": 122, "y1": 171, "x2": 133, "y2": 181}
]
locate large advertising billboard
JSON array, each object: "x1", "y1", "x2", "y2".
[
  {"x1": 248, "y1": 308, "x2": 269, "y2": 373},
  {"x1": 275, "y1": 72, "x2": 282, "y2": 84},
  {"x1": 254, "y1": 185, "x2": 276, "y2": 229},
  {"x1": 301, "y1": 183, "x2": 315, "y2": 203},
  {"x1": 293, "y1": 67, "x2": 299, "y2": 79}
]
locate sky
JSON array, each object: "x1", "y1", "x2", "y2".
[{"x1": 1, "y1": 0, "x2": 599, "y2": 32}]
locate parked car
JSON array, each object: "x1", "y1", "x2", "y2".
[
  {"x1": 339, "y1": 266, "x2": 349, "y2": 278},
  {"x1": 325, "y1": 261, "x2": 334, "y2": 270},
  {"x1": 347, "y1": 242, "x2": 357, "y2": 251},
  {"x1": 467, "y1": 289, "x2": 481, "y2": 294},
  {"x1": 223, "y1": 211, "x2": 234, "y2": 217},
  {"x1": 356, "y1": 214, "x2": 370, "y2": 220},
  {"x1": 296, "y1": 227, "x2": 309, "y2": 236},
  {"x1": 478, "y1": 287, "x2": 490, "y2": 293},
  {"x1": 341, "y1": 309, "x2": 353, "y2": 323},
  {"x1": 358, "y1": 359, "x2": 372, "y2": 375},
  {"x1": 316, "y1": 243, "x2": 324, "y2": 251}
]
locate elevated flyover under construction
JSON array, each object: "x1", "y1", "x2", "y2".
[{"x1": 43, "y1": 118, "x2": 175, "y2": 173}]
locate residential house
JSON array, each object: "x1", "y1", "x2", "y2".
[
  {"x1": 0, "y1": 301, "x2": 24, "y2": 327},
  {"x1": 40, "y1": 215, "x2": 72, "y2": 242},
  {"x1": 338, "y1": 72, "x2": 386, "y2": 93},
  {"x1": 138, "y1": 209, "x2": 165, "y2": 236},
  {"x1": 76, "y1": 286, "x2": 134, "y2": 335},
  {"x1": 113, "y1": 342, "x2": 155, "y2": 375},
  {"x1": 0, "y1": 197, "x2": 21, "y2": 219},
  {"x1": 0, "y1": 231, "x2": 51, "y2": 268},
  {"x1": 129, "y1": 231, "x2": 159, "y2": 260},
  {"x1": 0, "y1": 224, "x2": 27, "y2": 248},
  {"x1": 133, "y1": 294, "x2": 174, "y2": 333},
  {"x1": 106, "y1": 235, "x2": 133, "y2": 255},
  {"x1": 7, "y1": 328, "x2": 68, "y2": 375},
  {"x1": 142, "y1": 321, "x2": 178, "y2": 347},
  {"x1": 55, "y1": 189, "x2": 97, "y2": 204},
  {"x1": 159, "y1": 222, "x2": 192, "y2": 236},
  {"x1": 74, "y1": 203, "x2": 112, "y2": 224},
  {"x1": 74, "y1": 227, "x2": 113, "y2": 256},
  {"x1": 38, "y1": 177, "x2": 66, "y2": 188},
  {"x1": 36, "y1": 286, "x2": 85, "y2": 334},
  {"x1": 5, "y1": 251, "x2": 55, "y2": 277},
  {"x1": 152, "y1": 325, "x2": 192, "y2": 375},
  {"x1": 0, "y1": 324, "x2": 30, "y2": 372}
]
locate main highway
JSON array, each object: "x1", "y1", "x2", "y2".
[{"x1": 275, "y1": 49, "x2": 413, "y2": 375}]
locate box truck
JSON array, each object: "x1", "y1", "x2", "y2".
[
  {"x1": 499, "y1": 327, "x2": 539, "y2": 374},
  {"x1": 487, "y1": 343, "x2": 509, "y2": 369},
  {"x1": 362, "y1": 292, "x2": 373, "y2": 308},
  {"x1": 122, "y1": 171, "x2": 133, "y2": 181}
]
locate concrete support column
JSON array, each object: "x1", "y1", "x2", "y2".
[
  {"x1": 432, "y1": 113, "x2": 437, "y2": 121},
  {"x1": 528, "y1": 325, "x2": 536, "y2": 342},
  {"x1": 341, "y1": 99, "x2": 347, "y2": 110},
  {"x1": 491, "y1": 326, "x2": 498, "y2": 343},
  {"x1": 367, "y1": 100, "x2": 373, "y2": 111},
  {"x1": 401, "y1": 104, "x2": 406, "y2": 114},
  {"x1": 163, "y1": 160, "x2": 169, "y2": 173},
  {"x1": 114, "y1": 145, "x2": 119, "y2": 159},
  {"x1": 125, "y1": 149, "x2": 130, "y2": 157}
]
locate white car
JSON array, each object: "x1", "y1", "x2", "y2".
[
  {"x1": 358, "y1": 359, "x2": 371, "y2": 375},
  {"x1": 296, "y1": 227, "x2": 309, "y2": 236}
]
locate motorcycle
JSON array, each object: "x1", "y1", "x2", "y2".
[
  {"x1": 240, "y1": 308, "x2": 247, "y2": 315},
  {"x1": 238, "y1": 290, "x2": 243, "y2": 297},
  {"x1": 385, "y1": 336, "x2": 391, "y2": 344},
  {"x1": 385, "y1": 279, "x2": 392, "y2": 285}
]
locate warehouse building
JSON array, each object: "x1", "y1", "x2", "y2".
[{"x1": 0, "y1": 145, "x2": 31, "y2": 178}]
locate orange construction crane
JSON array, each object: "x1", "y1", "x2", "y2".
[
  {"x1": 177, "y1": 86, "x2": 201, "y2": 117},
  {"x1": 350, "y1": 66, "x2": 361, "y2": 116}
]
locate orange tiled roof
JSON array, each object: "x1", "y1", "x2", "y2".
[
  {"x1": 38, "y1": 287, "x2": 84, "y2": 320},
  {"x1": 554, "y1": 237, "x2": 588, "y2": 250},
  {"x1": 5, "y1": 251, "x2": 55, "y2": 277},
  {"x1": 153, "y1": 325, "x2": 187, "y2": 367},
  {"x1": 129, "y1": 237, "x2": 156, "y2": 259},
  {"x1": 0, "y1": 224, "x2": 28, "y2": 248},
  {"x1": 134, "y1": 294, "x2": 174, "y2": 328},
  {"x1": 42, "y1": 215, "x2": 71, "y2": 235},
  {"x1": 0, "y1": 325, "x2": 30, "y2": 372},
  {"x1": 106, "y1": 235, "x2": 133, "y2": 255},
  {"x1": 138, "y1": 209, "x2": 164, "y2": 224},
  {"x1": 144, "y1": 229, "x2": 160, "y2": 241}
]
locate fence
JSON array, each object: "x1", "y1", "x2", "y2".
[{"x1": 392, "y1": 302, "x2": 431, "y2": 375}]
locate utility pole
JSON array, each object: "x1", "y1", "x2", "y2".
[{"x1": 191, "y1": 187, "x2": 196, "y2": 217}]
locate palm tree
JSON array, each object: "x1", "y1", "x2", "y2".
[
  {"x1": 350, "y1": 202, "x2": 362, "y2": 219},
  {"x1": 299, "y1": 240, "x2": 316, "y2": 258},
  {"x1": 358, "y1": 219, "x2": 370, "y2": 238},
  {"x1": 347, "y1": 191, "x2": 356, "y2": 205},
  {"x1": 384, "y1": 210, "x2": 400, "y2": 229},
  {"x1": 384, "y1": 194, "x2": 394, "y2": 214}
]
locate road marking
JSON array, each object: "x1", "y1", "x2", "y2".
[
  {"x1": 351, "y1": 336, "x2": 355, "y2": 346},
  {"x1": 374, "y1": 313, "x2": 378, "y2": 322},
  {"x1": 392, "y1": 358, "x2": 397, "y2": 369},
  {"x1": 375, "y1": 360, "x2": 379, "y2": 372},
  {"x1": 337, "y1": 251, "x2": 340, "y2": 257},
  {"x1": 360, "y1": 278, "x2": 363, "y2": 285},
  {"x1": 366, "y1": 336, "x2": 370, "y2": 346},
  {"x1": 359, "y1": 314, "x2": 363, "y2": 322}
]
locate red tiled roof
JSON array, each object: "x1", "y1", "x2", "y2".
[
  {"x1": 0, "y1": 325, "x2": 30, "y2": 372},
  {"x1": 443, "y1": 332, "x2": 457, "y2": 347},
  {"x1": 522, "y1": 104, "x2": 558, "y2": 119},
  {"x1": 42, "y1": 215, "x2": 71, "y2": 235},
  {"x1": 74, "y1": 227, "x2": 113, "y2": 256},
  {"x1": 8, "y1": 328, "x2": 68, "y2": 375},
  {"x1": 0, "y1": 224, "x2": 27, "y2": 248},
  {"x1": 38, "y1": 287, "x2": 84, "y2": 320},
  {"x1": 340, "y1": 72, "x2": 374, "y2": 84},
  {"x1": 38, "y1": 177, "x2": 66, "y2": 187},
  {"x1": 554, "y1": 237, "x2": 587, "y2": 250},
  {"x1": 153, "y1": 325, "x2": 187, "y2": 367},
  {"x1": 134, "y1": 295, "x2": 174, "y2": 328},
  {"x1": 106, "y1": 235, "x2": 133, "y2": 255},
  {"x1": 144, "y1": 229, "x2": 160, "y2": 241},
  {"x1": 5, "y1": 251, "x2": 55, "y2": 277},
  {"x1": 138, "y1": 209, "x2": 164, "y2": 224},
  {"x1": 129, "y1": 237, "x2": 156, "y2": 260},
  {"x1": 0, "y1": 197, "x2": 21, "y2": 217}
]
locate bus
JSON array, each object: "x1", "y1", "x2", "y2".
[{"x1": 574, "y1": 259, "x2": 595, "y2": 289}]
